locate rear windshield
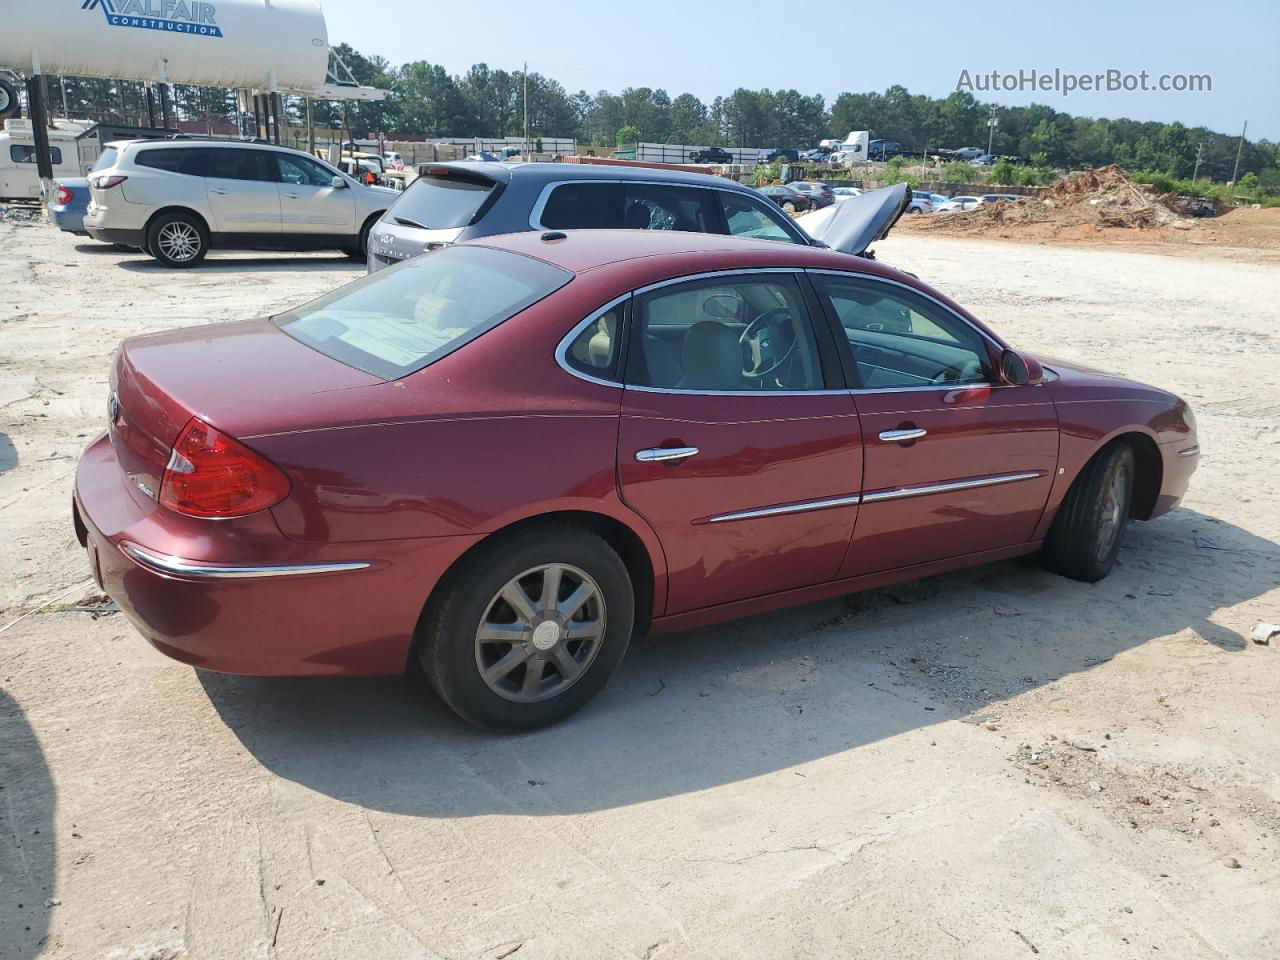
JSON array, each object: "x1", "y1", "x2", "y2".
[
  {"x1": 91, "y1": 148, "x2": 119, "y2": 172},
  {"x1": 390, "y1": 172, "x2": 497, "y2": 229},
  {"x1": 275, "y1": 246, "x2": 571, "y2": 380}
]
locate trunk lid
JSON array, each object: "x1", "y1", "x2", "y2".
[{"x1": 109, "y1": 319, "x2": 382, "y2": 502}]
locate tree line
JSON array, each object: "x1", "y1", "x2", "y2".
[{"x1": 40, "y1": 46, "x2": 1278, "y2": 186}]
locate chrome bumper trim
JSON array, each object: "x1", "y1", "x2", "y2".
[
  {"x1": 1178, "y1": 445, "x2": 1200, "y2": 457},
  {"x1": 122, "y1": 543, "x2": 370, "y2": 580}
]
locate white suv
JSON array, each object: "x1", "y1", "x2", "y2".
[{"x1": 84, "y1": 139, "x2": 397, "y2": 267}]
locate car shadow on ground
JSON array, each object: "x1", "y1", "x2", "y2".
[
  {"x1": 0, "y1": 688, "x2": 55, "y2": 960},
  {"x1": 198, "y1": 508, "x2": 1277, "y2": 818},
  {"x1": 115, "y1": 255, "x2": 364, "y2": 274}
]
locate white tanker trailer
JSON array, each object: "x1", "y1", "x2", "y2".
[{"x1": 0, "y1": 0, "x2": 384, "y2": 99}]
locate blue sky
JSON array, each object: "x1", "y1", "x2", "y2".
[{"x1": 323, "y1": 0, "x2": 1280, "y2": 140}]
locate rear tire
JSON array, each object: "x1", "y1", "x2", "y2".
[
  {"x1": 418, "y1": 525, "x2": 635, "y2": 731},
  {"x1": 1042, "y1": 443, "x2": 1135, "y2": 582},
  {"x1": 146, "y1": 211, "x2": 208, "y2": 268}
]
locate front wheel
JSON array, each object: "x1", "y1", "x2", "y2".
[
  {"x1": 146, "y1": 212, "x2": 208, "y2": 268},
  {"x1": 1042, "y1": 444, "x2": 1135, "y2": 582},
  {"x1": 346, "y1": 218, "x2": 374, "y2": 260},
  {"x1": 418, "y1": 526, "x2": 635, "y2": 730}
]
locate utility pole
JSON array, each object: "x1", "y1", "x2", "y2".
[
  {"x1": 522, "y1": 62, "x2": 529, "y2": 161},
  {"x1": 1230, "y1": 121, "x2": 1247, "y2": 185},
  {"x1": 1192, "y1": 142, "x2": 1204, "y2": 182},
  {"x1": 986, "y1": 105, "x2": 998, "y2": 155}
]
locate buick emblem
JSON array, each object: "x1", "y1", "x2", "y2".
[{"x1": 108, "y1": 391, "x2": 120, "y2": 425}]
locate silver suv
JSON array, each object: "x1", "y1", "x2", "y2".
[{"x1": 84, "y1": 140, "x2": 397, "y2": 267}]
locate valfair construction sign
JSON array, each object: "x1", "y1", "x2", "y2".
[{"x1": 81, "y1": 0, "x2": 225, "y2": 38}]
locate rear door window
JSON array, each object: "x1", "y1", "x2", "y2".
[
  {"x1": 621, "y1": 183, "x2": 720, "y2": 233},
  {"x1": 391, "y1": 171, "x2": 498, "y2": 229},
  {"x1": 275, "y1": 246, "x2": 573, "y2": 380},
  {"x1": 206, "y1": 148, "x2": 272, "y2": 182}
]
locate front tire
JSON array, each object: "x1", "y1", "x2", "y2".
[
  {"x1": 146, "y1": 212, "x2": 208, "y2": 268},
  {"x1": 346, "y1": 218, "x2": 374, "y2": 260},
  {"x1": 1042, "y1": 443, "x2": 1135, "y2": 582},
  {"x1": 419, "y1": 525, "x2": 635, "y2": 730}
]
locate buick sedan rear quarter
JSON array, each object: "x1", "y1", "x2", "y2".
[{"x1": 74, "y1": 230, "x2": 1199, "y2": 729}]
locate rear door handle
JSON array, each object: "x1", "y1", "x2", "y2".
[
  {"x1": 879, "y1": 428, "x2": 927, "y2": 442},
  {"x1": 636, "y1": 446, "x2": 699, "y2": 463},
  {"x1": 283, "y1": 193, "x2": 301, "y2": 199},
  {"x1": 210, "y1": 188, "x2": 228, "y2": 195}
]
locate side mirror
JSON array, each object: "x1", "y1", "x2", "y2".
[
  {"x1": 999, "y1": 348, "x2": 1043, "y2": 386},
  {"x1": 331, "y1": 176, "x2": 347, "y2": 189}
]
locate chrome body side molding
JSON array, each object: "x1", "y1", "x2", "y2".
[{"x1": 702, "y1": 471, "x2": 1044, "y2": 524}]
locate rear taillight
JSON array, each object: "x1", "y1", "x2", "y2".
[
  {"x1": 54, "y1": 184, "x2": 74, "y2": 205},
  {"x1": 159, "y1": 418, "x2": 290, "y2": 519},
  {"x1": 91, "y1": 174, "x2": 128, "y2": 190}
]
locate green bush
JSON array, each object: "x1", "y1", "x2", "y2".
[
  {"x1": 615, "y1": 125, "x2": 640, "y2": 147},
  {"x1": 989, "y1": 159, "x2": 1019, "y2": 185}
]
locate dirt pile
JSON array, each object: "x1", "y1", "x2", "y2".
[{"x1": 904, "y1": 165, "x2": 1197, "y2": 240}]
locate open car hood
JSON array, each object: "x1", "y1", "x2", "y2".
[{"x1": 797, "y1": 182, "x2": 909, "y2": 255}]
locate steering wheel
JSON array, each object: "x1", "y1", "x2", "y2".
[
  {"x1": 930, "y1": 357, "x2": 985, "y2": 384},
  {"x1": 739, "y1": 307, "x2": 798, "y2": 380}
]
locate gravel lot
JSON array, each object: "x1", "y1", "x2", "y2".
[{"x1": 1, "y1": 220, "x2": 1277, "y2": 960}]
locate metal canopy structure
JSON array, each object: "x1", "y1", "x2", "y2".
[{"x1": 1, "y1": 0, "x2": 387, "y2": 191}]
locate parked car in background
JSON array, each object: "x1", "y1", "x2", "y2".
[
  {"x1": 800, "y1": 148, "x2": 829, "y2": 163},
  {"x1": 929, "y1": 193, "x2": 949, "y2": 206},
  {"x1": 934, "y1": 195, "x2": 981, "y2": 213},
  {"x1": 73, "y1": 226, "x2": 1198, "y2": 729},
  {"x1": 788, "y1": 181, "x2": 834, "y2": 208},
  {"x1": 384, "y1": 151, "x2": 405, "y2": 169},
  {"x1": 758, "y1": 183, "x2": 812, "y2": 213},
  {"x1": 370, "y1": 162, "x2": 815, "y2": 272},
  {"x1": 970, "y1": 154, "x2": 997, "y2": 167},
  {"x1": 48, "y1": 178, "x2": 90, "y2": 235},
  {"x1": 761, "y1": 149, "x2": 800, "y2": 163},
  {"x1": 83, "y1": 139, "x2": 396, "y2": 267},
  {"x1": 689, "y1": 147, "x2": 733, "y2": 164},
  {"x1": 868, "y1": 139, "x2": 902, "y2": 161},
  {"x1": 980, "y1": 193, "x2": 1025, "y2": 204},
  {"x1": 946, "y1": 147, "x2": 985, "y2": 161},
  {"x1": 907, "y1": 190, "x2": 934, "y2": 214},
  {"x1": 831, "y1": 186, "x2": 863, "y2": 201}
]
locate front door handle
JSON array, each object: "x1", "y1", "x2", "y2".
[
  {"x1": 283, "y1": 192, "x2": 301, "y2": 199},
  {"x1": 879, "y1": 428, "x2": 927, "y2": 442},
  {"x1": 210, "y1": 188, "x2": 229, "y2": 195},
  {"x1": 636, "y1": 446, "x2": 699, "y2": 463}
]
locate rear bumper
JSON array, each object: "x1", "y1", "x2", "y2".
[
  {"x1": 49, "y1": 205, "x2": 87, "y2": 234},
  {"x1": 73, "y1": 433, "x2": 482, "y2": 676},
  {"x1": 85, "y1": 226, "x2": 146, "y2": 247}
]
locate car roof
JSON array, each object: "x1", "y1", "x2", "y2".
[
  {"x1": 470, "y1": 229, "x2": 874, "y2": 277},
  {"x1": 422, "y1": 160, "x2": 759, "y2": 193}
]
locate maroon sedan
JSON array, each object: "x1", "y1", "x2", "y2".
[{"x1": 73, "y1": 229, "x2": 1199, "y2": 729}]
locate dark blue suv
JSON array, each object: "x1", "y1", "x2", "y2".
[{"x1": 366, "y1": 162, "x2": 814, "y2": 273}]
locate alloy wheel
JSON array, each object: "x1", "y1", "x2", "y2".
[
  {"x1": 1096, "y1": 466, "x2": 1129, "y2": 561},
  {"x1": 157, "y1": 222, "x2": 201, "y2": 262},
  {"x1": 474, "y1": 563, "x2": 607, "y2": 703}
]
